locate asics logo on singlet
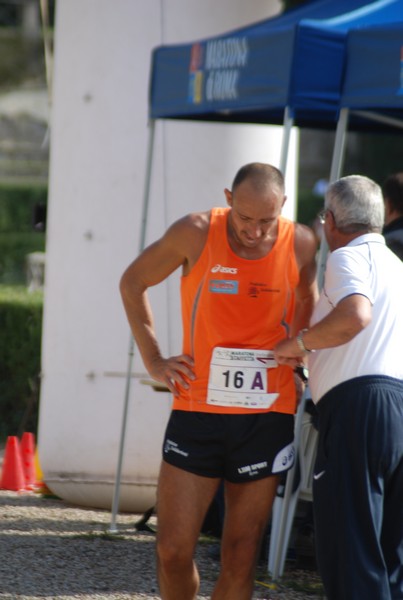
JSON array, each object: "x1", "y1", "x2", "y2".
[{"x1": 211, "y1": 264, "x2": 238, "y2": 274}]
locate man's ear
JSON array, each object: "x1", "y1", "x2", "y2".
[
  {"x1": 327, "y1": 209, "x2": 337, "y2": 232},
  {"x1": 224, "y1": 188, "x2": 233, "y2": 207}
]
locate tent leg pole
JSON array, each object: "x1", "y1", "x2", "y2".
[
  {"x1": 317, "y1": 108, "x2": 349, "y2": 290},
  {"x1": 108, "y1": 119, "x2": 156, "y2": 533},
  {"x1": 269, "y1": 392, "x2": 307, "y2": 580},
  {"x1": 108, "y1": 336, "x2": 135, "y2": 534},
  {"x1": 330, "y1": 108, "x2": 349, "y2": 183},
  {"x1": 279, "y1": 106, "x2": 294, "y2": 177},
  {"x1": 139, "y1": 119, "x2": 157, "y2": 252}
]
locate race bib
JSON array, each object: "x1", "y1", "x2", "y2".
[{"x1": 207, "y1": 347, "x2": 279, "y2": 409}]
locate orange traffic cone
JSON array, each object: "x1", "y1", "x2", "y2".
[
  {"x1": 0, "y1": 436, "x2": 26, "y2": 491},
  {"x1": 34, "y1": 446, "x2": 44, "y2": 483},
  {"x1": 20, "y1": 432, "x2": 36, "y2": 489},
  {"x1": 33, "y1": 446, "x2": 52, "y2": 494}
]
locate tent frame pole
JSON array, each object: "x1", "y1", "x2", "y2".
[
  {"x1": 316, "y1": 107, "x2": 349, "y2": 290},
  {"x1": 279, "y1": 106, "x2": 294, "y2": 177},
  {"x1": 329, "y1": 107, "x2": 349, "y2": 183},
  {"x1": 352, "y1": 110, "x2": 403, "y2": 131},
  {"x1": 109, "y1": 119, "x2": 156, "y2": 533},
  {"x1": 269, "y1": 389, "x2": 309, "y2": 579}
]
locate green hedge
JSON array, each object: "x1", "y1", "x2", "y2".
[
  {"x1": 0, "y1": 285, "x2": 43, "y2": 441},
  {"x1": 0, "y1": 232, "x2": 45, "y2": 284},
  {"x1": 0, "y1": 183, "x2": 47, "y2": 284},
  {"x1": 0, "y1": 182, "x2": 47, "y2": 232}
]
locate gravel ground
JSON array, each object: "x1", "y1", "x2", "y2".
[{"x1": 0, "y1": 488, "x2": 325, "y2": 600}]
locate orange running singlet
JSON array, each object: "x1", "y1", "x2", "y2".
[{"x1": 173, "y1": 207, "x2": 299, "y2": 415}]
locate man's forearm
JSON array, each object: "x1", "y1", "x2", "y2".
[
  {"x1": 274, "y1": 294, "x2": 372, "y2": 362},
  {"x1": 301, "y1": 295, "x2": 371, "y2": 352},
  {"x1": 291, "y1": 292, "x2": 317, "y2": 337},
  {"x1": 120, "y1": 280, "x2": 162, "y2": 374}
]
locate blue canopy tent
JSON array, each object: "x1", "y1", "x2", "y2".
[
  {"x1": 150, "y1": 0, "x2": 371, "y2": 125},
  {"x1": 337, "y1": 18, "x2": 403, "y2": 142},
  {"x1": 149, "y1": 0, "x2": 372, "y2": 175},
  {"x1": 291, "y1": 0, "x2": 403, "y2": 120},
  {"x1": 293, "y1": 0, "x2": 403, "y2": 177},
  {"x1": 342, "y1": 21, "x2": 403, "y2": 116}
]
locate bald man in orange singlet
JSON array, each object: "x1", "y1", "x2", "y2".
[{"x1": 120, "y1": 163, "x2": 318, "y2": 600}]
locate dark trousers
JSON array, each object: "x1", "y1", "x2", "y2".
[{"x1": 313, "y1": 375, "x2": 403, "y2": 600}]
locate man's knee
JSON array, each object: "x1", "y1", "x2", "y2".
[
  {"x1": 221, "y1": 527, "x2": 264, "y2": 572},
  {"x1": 156, "y1": 536, "x2": 193, "y2": 571}
]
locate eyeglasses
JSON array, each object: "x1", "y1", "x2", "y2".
[{"x1": 317, "y1": 208, "x2": 333, "y2": 225}]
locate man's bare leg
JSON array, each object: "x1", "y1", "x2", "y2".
[
  {"x1": 211, "y1": 475, "x2": 280, "y2": 600},
  {"x1": 156, "y1": 461, "x2": 221, "y2": 600}
]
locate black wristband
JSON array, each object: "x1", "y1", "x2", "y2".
[{"x1": 294, "y1": 365, "x2": 309, "y2": 383}]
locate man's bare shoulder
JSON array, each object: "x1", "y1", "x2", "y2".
[
  {"x1": 294, "y1": 221, "x2": 317, "y2": 246},
  {"x1": 167, "y1": 210, "x2": 211, "y2": 244},
  {"x1": 293, "y1": 221, "x2": 318, "y2": 264},
  {"x1": 175, "y1": 210, "x2": 211, "y2": 230},
  {"x1": 163, "y1": 210, "x2": 212, "y2": 270}
]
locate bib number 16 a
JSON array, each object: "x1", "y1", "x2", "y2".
[
  {"x1": 207, "y1": 347, "x2": 279, "y2": 409},
  {"x1": 222, "y1": 368, "x2": 263, "y2": 391}
]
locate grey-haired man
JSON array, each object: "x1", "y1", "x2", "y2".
[{"x1": 275, "y1": 175, "x2": 403, "y2": 600}]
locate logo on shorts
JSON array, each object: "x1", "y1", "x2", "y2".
[
  {"x1": 164, "y1": 438, "x2": 189, "y2": 457},
  {"x1": 238, "y1": 461, "x2": 268, "y2": 477},
  {"x1": 272, "y1": 442, "x2": 295, "y2": 474}
]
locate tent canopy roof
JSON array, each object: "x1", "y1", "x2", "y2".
[
  {"x1": 293, "y1": 0, "x2": 403, "y2": 121},
  {"x1": 149, "y1": 0, "x2": 370, "y2": 127},
  {"x1": 149, "y1": 0, "x2": 403, "y2": 132}
]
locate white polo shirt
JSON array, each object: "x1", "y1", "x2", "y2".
[{"x1": 309, "y1": 233, "x2": 403, "y2": 403}]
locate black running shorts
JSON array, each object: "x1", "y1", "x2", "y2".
[{"x1": 162, "y1": 410, "x2": 295, "y2": 483}]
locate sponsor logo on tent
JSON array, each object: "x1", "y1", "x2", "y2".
[{"x1": 188, "y1": 37, "x2": 249, "y2": 105}]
